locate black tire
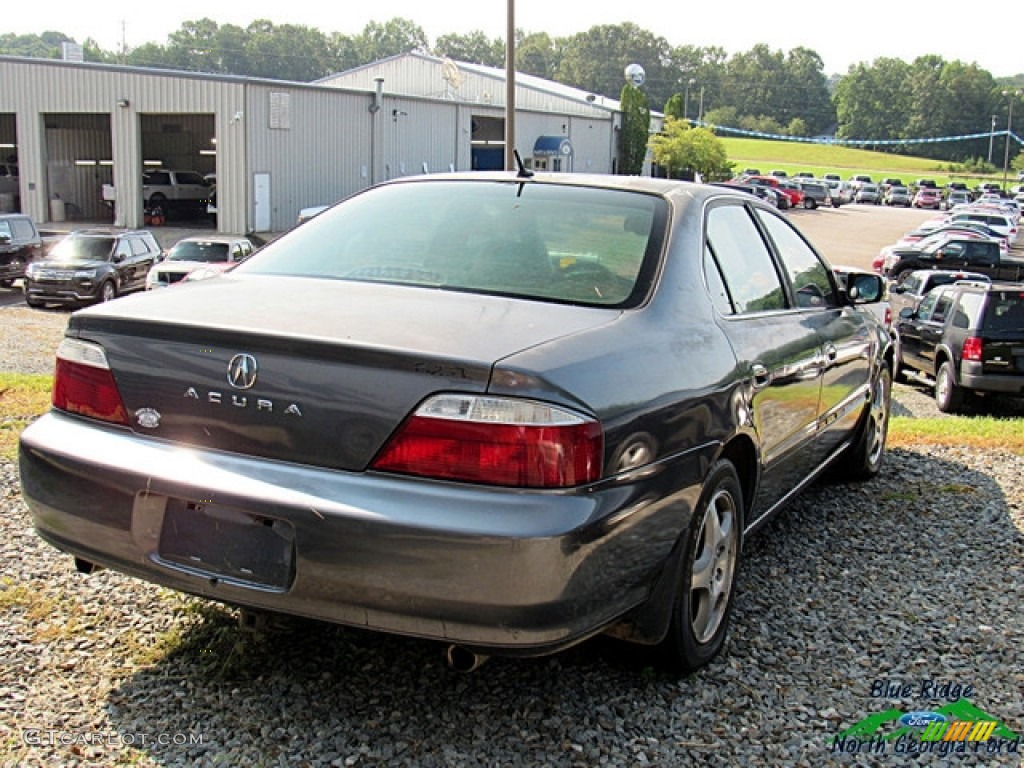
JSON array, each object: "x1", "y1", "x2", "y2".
[
  {"x1": 935, "y1": 361, "x2": 963, "y2": 413},
  {"x1": 25, "y1": 297, "x2": 44, "y2": 308},
  {"x1": 830, "y1": 364, "x2": 891, "y2": 481},
  {"x1": 804, "y1": 198, "x2": 817, "y2": 210},
  {"x1": 659, "y1": 460, "x2": 743, "y2": 673},
  {"x1": 0, "y1": 280, "x2": 12, "y2": 289},
  {"x1": 98, "y1": 280, "x2": 117, "y2": 303}
]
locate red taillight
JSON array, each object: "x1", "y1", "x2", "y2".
[
  {"x1": 884, "y1": 306, "x2": 892, "y2": 328},
  {"x1": 52, "y1": 339, "x2": 129, "y2": 425},
  {"x1": 372, "y1": 394, "x2": 603, "y2": 488},
  {"x1": 962, "y1": 337, "x2": 983, "y2": 362}
]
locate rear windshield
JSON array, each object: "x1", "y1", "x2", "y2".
[
  {"x1": 980, "y1": 291, "x2": 1024, "y2": 332},
  {"x1": 238, "y1": 180, "x2": 668, "y2": 307},
  {"x1": 168, "y1": 241, "x2": 230, "y2": 263}
]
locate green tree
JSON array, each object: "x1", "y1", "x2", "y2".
[
  {"x1": 664, "y1": 93, "x2": 684, "y2": 120},
  {"x1": 649, "y1": 117, "x2": 732, "y2": 180},
  {"x1": 516, "y1": 31, "x2": 560, "y2": 80},
  {"x1": 352, "y1": 18, "x2": 428, "y2": 64},
  {"x1": 557, "y1": 23, "x2": 675, "y2": 104},
  {"x1": 434, "y1": 31, "x2": 503, "y2": 67},
  {"x1": 619, "y1": 83, "x2": 650, "y2": 175}
]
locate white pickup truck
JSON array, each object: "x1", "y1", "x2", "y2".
[{"x1": 102, "y1": 169, "x2": 212, "y2": 216}]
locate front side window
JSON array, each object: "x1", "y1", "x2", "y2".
[
  {"x1": 237, "y1": 180, "x2": 668, "y2": 308},
  {"x1": 705, "y1": 204, "x2": 786, "y2": 313},
  {"x1": 755, "y1": 209, "x2": 836, "y2": 309}
]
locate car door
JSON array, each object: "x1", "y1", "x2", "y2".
[
  {"x1": 126, "y1": 236, "x2": 158, "y2": 290},
  {"x1": 704, "y1": 202, "x2": 824, "y2": 524},
  {"x1": 754, "y1": 208, "x2": 874, "y2": 461},
  {"x1": 933, "y1": 240, "x2": 969, "y2": 270},
  {"x1": 111, "y1": 238, "x2": 135, "y2": 289},
  {"x1": 897, "y1": 288, "x2": 951, "y2": 373}
]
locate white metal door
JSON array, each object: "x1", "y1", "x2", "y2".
[{"x1": 253, "y1": 173, "x2": 270, "y2": 232}]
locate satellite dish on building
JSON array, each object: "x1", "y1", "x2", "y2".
[
  {"x1": 442, "y1": 57, "x2": 463, "y2": 92},
  {"x1": 624, "y1": 63, "x2": 645, "y2": 88}
]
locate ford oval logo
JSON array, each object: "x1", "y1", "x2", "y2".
[
  {"x1": 900, "y1": 712, "x2": 947, "y2": 728},
  {"x1": 227, "y1": 353, "x2": 259, "y2": 390}
]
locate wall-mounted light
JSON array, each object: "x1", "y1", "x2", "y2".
[
  {"x1": 143, "y1": 160, "x2": 163, "y2": 166},
  {"x1": 392, "y1": 109, "x2": 409, "y2": 121},
  {"x1": 0, "y1": 143, "x2": 15, "y2": 149},
  {"x1": 199, "y1": 150, "x2": 217, "y2": 156},
  {"x1": 116, "y1": 98, "x2": 130, "y2": 109},
  {"x1": 74, "y1": 160, "x2": 97, "y2": 166},
  {"x1": 231, "y1": 110, "x2": 244, "y2": 123}
]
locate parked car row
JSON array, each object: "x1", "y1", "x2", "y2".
[{"x1": 17, "y1": 227, "x2": 255, "y2": 308}]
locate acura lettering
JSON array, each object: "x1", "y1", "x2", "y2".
[{"x1": 183, "y1": 387, "x2": 303, "y2": 416}]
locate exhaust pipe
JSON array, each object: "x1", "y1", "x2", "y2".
[
  {"x1": 74, "y1": 557, "x2": 102, "y2": 574},
  {"x1": 445, "y1": 645, "x2": 489, "y2": 673}
]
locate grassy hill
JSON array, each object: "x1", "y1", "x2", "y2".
[{"x1": 722, "y1": 137, "x2": 1008, "y2": 187}]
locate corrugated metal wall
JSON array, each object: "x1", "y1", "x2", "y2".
[
  {"x1": 246, "y1": 84, "x2": 375, "y2": 232},
  {"x1": 1, "y1": 55, "x2": 621, "y2": 234}
]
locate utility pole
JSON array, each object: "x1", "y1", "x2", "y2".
[
  {"x1": 987, "y1": 115, "x2": 996, "y2": 165},
  {"x1": 1002, "y1": 90, "x2": 1022, "y2": 190},
  {"x1": 504, "y1": 0, "x2": 516, "y2": 171}
]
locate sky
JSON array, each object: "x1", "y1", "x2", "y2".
[{"x1": 5, "y1": 0, "x2": 1022, "y2": 79}]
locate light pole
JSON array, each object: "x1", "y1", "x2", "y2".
[
  {"x1": 697, "y1": 86, "x2": 705, "y2": 125},
  {"x1": 1002, "y1": 89, "x2": 1022, "y2": 191},
  {"x1": 987, "y1": 115, "x2": 996, "y2": 165},
  {"x1": 684, "y1": 78, "x2": 695, "y2": 123}
]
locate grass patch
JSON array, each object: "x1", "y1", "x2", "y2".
[
  {"x1": 0, "y1": 372, "x2": 53, "y2": 461},
  {"x1": 888, "y1": 415, "x2": 1024, "y2": 455}
]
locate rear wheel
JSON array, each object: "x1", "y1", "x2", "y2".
[
  {"x1": 935, "y1": 361, "x2": 963, "y2": 413},
  {"x1": 659, "y1": 460, "x2": 743, "y2": 673},
  {"x1": 803, "y1": 198, "x2": 817, "y2": 209}
]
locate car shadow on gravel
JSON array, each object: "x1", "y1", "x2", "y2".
[{"x1": 98, "y1": 447, "x2": 1023, "y2": 767}]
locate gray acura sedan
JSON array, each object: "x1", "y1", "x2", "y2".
[{"x1": 20, "y1": 172, "x2": 893, "y2": 673}]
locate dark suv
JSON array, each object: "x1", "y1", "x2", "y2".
[
  {"x1": 0, "y1": 213, "x2": 43, "y2": 288},
  {"x1": 896, "y1": 281, "x2": 1024, "y2": 412},
  {"x1": 23, "y1": 229, "x2": 161, "y2": 307}
]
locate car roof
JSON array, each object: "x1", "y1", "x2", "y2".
[
  {"x1": 173, "y1": 235, "x2": 250, "y2": 245},
  {"x1": 380, "y1": 171, "x2": 751, "y2": 208}
]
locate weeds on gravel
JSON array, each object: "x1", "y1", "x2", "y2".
[
  {"x1": 0, "y1": 372, "x2": 52, "y2": 461},
  {"x1": 888, "y1": 415, "x2": 1024, "y2": 454}
]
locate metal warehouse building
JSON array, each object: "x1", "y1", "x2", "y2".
[{"x1": 0, "y1": 52, "x2": 633, "y2": 234}]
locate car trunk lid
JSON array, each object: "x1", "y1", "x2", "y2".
[{"x1": 66, "y1": 275, "x2": 618, "y2": 471}]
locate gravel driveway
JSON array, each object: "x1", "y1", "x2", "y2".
[{"x1": 2, "y1": 243, "x2": 1023, "y2": 766}]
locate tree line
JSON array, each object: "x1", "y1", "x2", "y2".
[{"x1": 2, "y1": 20, "x2": 1023, "y2": 166}]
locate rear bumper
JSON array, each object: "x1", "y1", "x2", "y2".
[
  {"x1": 20, "y1": 411, "x2": 703, "y2": 655},
  {"x1": 960, "y1": 366, "x2": 1024, "y2": 396}
]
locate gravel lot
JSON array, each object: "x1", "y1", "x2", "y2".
[{"x1": 1, "y1": 211, "x2": 1023, "y2": 767}]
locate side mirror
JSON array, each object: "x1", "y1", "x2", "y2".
[
  {"x1": 113, "y1": 252, "x2": 127, "y2": 263},
  {"x1": 847, "y1": 272, "x2": 884, "y2": 303},
  {"x1": 899, "y1": 307, "x2": 915, "y2": 320}
]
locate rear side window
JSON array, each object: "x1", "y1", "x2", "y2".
[{"x1": 705, "y1": 204, "x2": 786, "y2": 313}]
